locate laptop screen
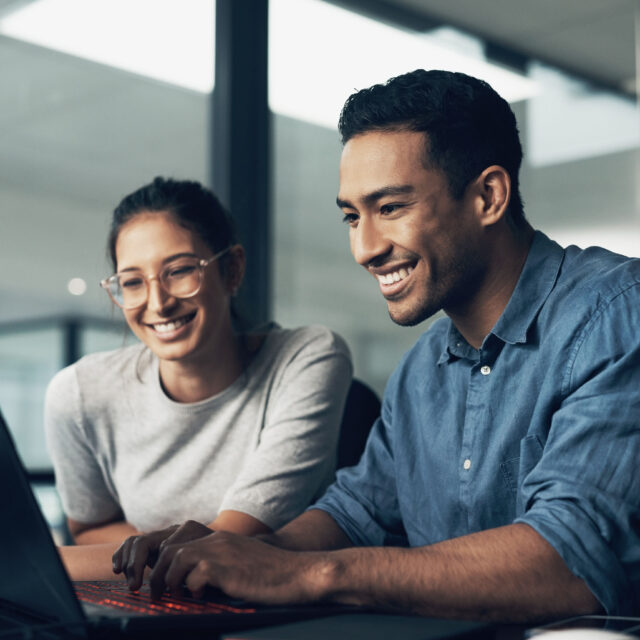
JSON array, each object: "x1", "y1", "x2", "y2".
[{"x1": 0, "y1": 409, "x2": 86, "y2": 628}]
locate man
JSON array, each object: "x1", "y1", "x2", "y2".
[{"x1": 114, "y1": 70, "x2": 640, "y2": 620}]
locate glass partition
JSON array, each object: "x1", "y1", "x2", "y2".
[
  {"x1": 0, "y1": 326, "x2": 62, "y2": 469},
  {"x1": 0, "y1": 319, "x2": 131, "y2": 469}
]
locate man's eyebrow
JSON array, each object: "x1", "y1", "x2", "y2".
[{"x1": 336, "y1": 185, "x2": 415, "y2": 210}]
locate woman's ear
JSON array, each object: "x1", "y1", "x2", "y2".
[
  {"x1": 226, "y1": 244, "x2": 246, "y2": 295},
  {"x1": 473, "y1": 165, "x2": 511, "y2": 228}
]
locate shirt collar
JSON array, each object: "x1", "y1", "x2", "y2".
[
  {"x1": 438, "y1": 231, "x2": 565, "y2": 364},
  {"x1": 438, "y1": 324, "x2": 476, "y2": 364},
  {"x1": 490, "y1": 231, "x2": 564, "y2": 345}
]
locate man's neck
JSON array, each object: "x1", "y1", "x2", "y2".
[{"x1": 447, "y1": 224, "x2": 534, "y2": 350}]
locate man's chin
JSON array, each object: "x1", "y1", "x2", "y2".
[{"x1": 387, "y1": 301, "x2": 439, "y2": 327}]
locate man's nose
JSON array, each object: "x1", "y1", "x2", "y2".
[{"x1": 350, "y1": 217, "x2": 393, "y2": 267}]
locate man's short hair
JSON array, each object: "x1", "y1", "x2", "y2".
[{"x1": 338, "y1": 69, "x2": 526, "y2": 226}]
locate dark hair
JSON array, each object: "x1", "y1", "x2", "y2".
[
  {"x1": 338, "y1": 69, "x2": 526, "y2": 226},
  {"x1": 108, "y1": 177, "x2": 237, "y2": 271}
]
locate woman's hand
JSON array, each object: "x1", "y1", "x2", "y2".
[{"x1": 112, "y1": 520, "x2": 213, "y2": 590}]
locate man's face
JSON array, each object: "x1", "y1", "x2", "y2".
[{"x1": 337, "y1": 129, "x2": 486, "y2": 326}]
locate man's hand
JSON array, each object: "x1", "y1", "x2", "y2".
[
  {"x1": 142, "y1": 520, "x2": 600, "y2": 621},
  {"x1": 112, "y1": 520, "x2": 213, "y2": 590},
  {"x1": 147, "y1": 531, "x2": 329, "y2": 603}
]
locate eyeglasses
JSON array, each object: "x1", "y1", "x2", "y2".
[{"x1": 100, "y1": 247, "x2": 230, "y2": 309}]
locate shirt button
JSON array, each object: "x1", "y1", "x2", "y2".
[
  {"x1": 463, "y1": 459, "x2": 471, "y2": 470},
  {"x1": 480, "y1": 365, "x2": 491, "y2": 375}
]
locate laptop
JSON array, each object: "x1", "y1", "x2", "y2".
[{"x1": 0, "y1": 409, "x2": 359, "y2": 638}]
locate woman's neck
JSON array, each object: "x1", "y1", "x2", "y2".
[{"x1": 158, "y1": 333, "x2": 245, "y2": 403}]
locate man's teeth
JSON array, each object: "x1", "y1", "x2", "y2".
[
  {"x1": 153, "y1": 317, "x2": 190, "y2": 333},
  {"x1": 377, "y1": 266, "x2": 413, "y2": 285}
]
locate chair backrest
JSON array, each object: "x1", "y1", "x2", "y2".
[{"x1": 336, "y1": 378, "x2": 381, "y2": 470}]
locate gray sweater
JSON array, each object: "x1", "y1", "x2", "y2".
[{"x1": 44, "y1": 324, "x2": 352, "y2": 532}]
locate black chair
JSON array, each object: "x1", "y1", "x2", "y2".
[{"x1": 336, "y1": 378, "x2": 381, "y2": 470}]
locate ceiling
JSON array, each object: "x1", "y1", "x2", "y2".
[
  {"x1": 2, "y1": 0, "x2": 637, "y2": 95},
  {"x1": 341, "y1": 0, "x2": 638, "y2": 96}
]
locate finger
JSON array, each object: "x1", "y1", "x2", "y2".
[
  {"x1": 113, "y1": 536, "x2": 134, "y2": 574},
  {"x1": 161, "y1": 521, "x2": 206, "y2": 550},
  {"x1": 159, "y1": 529, "x2": 181, "y2": 554},
  {"x1": 149, "y1": 544, "x2": 181, "y2": 600},
  {"x1": 164, "y1": 547, "x2": 199, "y2": 598},
  {"x1": 184, "y1": 560, "x2": 218, "y2": 600},
  {"x1": 125, "y1": 538, "x2": 150, "y2": 591}
]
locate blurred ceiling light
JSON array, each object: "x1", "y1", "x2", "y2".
[
  {"x1": 527, "y1": 63, "x2": 640, "y2": 167},
  {"x1": 269, "y1": 0, "x2": 539, "y2": 129},
  {"x1": 0, "y1": 0, "x2": 215, "y2": 92},
  {"x1": 67, "y1": 277, "x2": 87, "y2": 296}
]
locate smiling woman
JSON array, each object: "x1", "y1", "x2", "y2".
[{"x1": 43, "y1": 177, "x2": 352, "y2": 580}]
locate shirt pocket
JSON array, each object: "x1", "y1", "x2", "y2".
[{"x1": 500, "y1": 434, "x2": 545, "y2": 495}]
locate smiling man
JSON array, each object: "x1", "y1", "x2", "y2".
[{"x1": 118, "y1": 70, "x2": 640, "y2": 621}]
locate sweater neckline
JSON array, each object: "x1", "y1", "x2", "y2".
[{"x1": 149, "y1": 326, "x2": 279, "y2": 412}]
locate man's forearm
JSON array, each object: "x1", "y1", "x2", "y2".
[
  {"x1": 316, "y1": 523, "x2": 600, "y2": 622},
  {"x1": 260, "y1": 509, "x2": 353, "y2": 551},
  {"x1": 146, "y1": 515, "x2": 599, "y2": 622}
]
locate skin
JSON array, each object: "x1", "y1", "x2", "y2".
[
  {"x1": 58, "y1": 211, "x2": 271, "y2": 580},
  {"x1": 132, "y1": 131, "x2": 600, "y2": 621},
  {"x1": 337, "y1": 130, "x2": 532, "y2": 347}
]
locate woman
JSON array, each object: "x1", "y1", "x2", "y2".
[{"x1": 45, "y1": 177, "x2": 352, "y2": 578}]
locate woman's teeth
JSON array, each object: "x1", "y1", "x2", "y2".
[
  {"x1": 377, "y1": 266, "x2": 413, "y2": 285},
  {"x1": 153, "y1": 316, "x2": 191, "y2": 333}
]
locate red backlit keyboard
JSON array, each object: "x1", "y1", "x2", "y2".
[{"x1": 74, "y1": 581, "x2": 257, "y2": 616}]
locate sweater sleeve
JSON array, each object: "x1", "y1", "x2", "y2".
[{"x1": 219, "y1": 326, "x2": 353, "y2": 529}]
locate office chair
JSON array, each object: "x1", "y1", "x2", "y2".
[{"x1": 336, "y1": 378, "x2": 381, "y2": 470}]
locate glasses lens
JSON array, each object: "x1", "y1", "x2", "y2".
[
  {"x1": 116, "y1": 272, "x2": 147, "y2": 308},
  {"x1": 161, "y1": 260, "x2": 202, "y2": 298},
  {"x1": 103, "y1": 259, "x2": 205, "y2": 308}
]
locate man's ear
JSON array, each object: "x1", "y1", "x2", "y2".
[
  {"x1": 226, "y1": 244, "x2": 246, "y2": 295},
  {"x1": 472, "y1": 165, "x2": 511, "y2": 228}
]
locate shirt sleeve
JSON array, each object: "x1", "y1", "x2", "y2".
[
  {"x1": 44, "y1": 365, "x2": 122, "y2": 525},
  {"x1": 219, "y1": 328, "x2": 353, "y2": 530},
  {"x1": 311, "y1": 388, "x2": 408, "y2": 547},
  {"x1": 515, "y1": 284, "x2": 640, "y2": 615}
]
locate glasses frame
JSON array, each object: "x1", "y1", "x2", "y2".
[{"x1": 100, "y1": 246, "x2": 231, "y2": 310}]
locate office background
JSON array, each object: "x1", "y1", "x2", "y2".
[{"x1": 0, "y1": 0, "x2": 638, "y2": 537}]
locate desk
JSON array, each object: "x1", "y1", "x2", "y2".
[
  {"x1": 219, "y1": 613, "x2": 526, "y2": 640},
  {"x1": 219, "y1": 614, "x2": 640, "y2": 640}
]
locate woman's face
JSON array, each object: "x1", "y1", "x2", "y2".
[{"x1": 114, "y1": 210, "x2": 239, "y2": 366}]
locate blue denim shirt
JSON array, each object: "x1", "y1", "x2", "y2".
[{"x1": 314, "y1": 231, "x2": 640, "y2": 615}]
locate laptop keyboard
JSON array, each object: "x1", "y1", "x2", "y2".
[{"x1": 74, "y1": 581, "x2": 258, "y2": 616}]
